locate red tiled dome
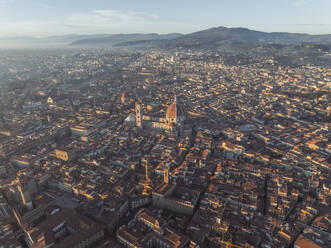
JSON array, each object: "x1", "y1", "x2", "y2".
[{"x1": 166, "y1": 102, "x2": 185, "y2": 120}]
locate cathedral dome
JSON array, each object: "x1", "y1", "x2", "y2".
[
  {"x1": 166, "y1": 102, "x2": 184, "y2": 119},
  {"x1": 165, "y1": 95, "x2": 185, "y2": 123}
]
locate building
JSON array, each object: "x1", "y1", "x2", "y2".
[
  {"x1": 55, "y1": 148, "x2": 76, "y2": 162},
  {"x1": 13, "y1": 193, "x2": 55, "y2": 227},
  {"x1": 137, "y1": 209, "x2": 166, "y2": 234},
  {"x1": 141, "y1": 228, "x2": 190, "y2": 248},
  {"x1": 16, "y1": 176, "x2": 38, "y2": 210},
  {"x1": 116, "y1": 209, "x2": 190, "y2": 248},
  {"x1": 116, "y1": 226, "x2": 143, "y2": 248},
  {"x1": 17, "y1": 183, "x2": 33, "y2": 210},
  {"x1": 0, "y1": 193, "x2": 11, "y2": 220},
  {"x1": 141, "y1": 157, "x2": 151, "y2": 181},
  {"x1": 0, "y1": 165, "x2": 6, "y2": 176},
  {"x1": 135, "y1": 95, "x2": 191, "y2": 136},
  {"x1": 152, "y1": 184, "x2": 201, "y2": 215},
  {"x1": 25, "y1": 208, "x2": 104, "y2": 248},
  {"x1": 0, "y1": 224, "x2": 22, "y2": 248},
  {"x1": 70, "y1": 120, "x2": 106, "y2": 136},
  {"x1": 78, "y1": 195, "x2": 129, "y2": 234}
]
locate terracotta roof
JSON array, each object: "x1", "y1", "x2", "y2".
[
  {"x1": 166, "y1": 102, "x2": 185, "y2": 120},
  {"x1": 295, "y1": 235, "x2": 321, "y2": 248}
]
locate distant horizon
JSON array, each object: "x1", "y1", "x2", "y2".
[
  {"x1": 0, "y1": 0, "x2": 330, "y2": 37},
  {"x1": 0, "y1": 25, "x2": 331, "y2": 39}
]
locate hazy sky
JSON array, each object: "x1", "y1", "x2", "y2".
[{"x1": 0, "y1": 0, "x2": 330, "y2": 37}]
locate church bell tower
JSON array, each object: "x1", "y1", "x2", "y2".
[{"x1": 135, "y1": 102, "x2": 143, "y2": 128}]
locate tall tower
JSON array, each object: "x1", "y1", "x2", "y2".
[
  {"x1": 141, "y1": 157, "x2": 150, "y2": 181},
  {"x1": 135, "y1": 102, "x2": 143, "y2": 128},
  {"x1": 164, "y1": 164, "x2": 170, "y2": 184}
]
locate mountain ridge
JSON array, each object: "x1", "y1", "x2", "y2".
[
  {"x1": 72, "y1": 26, "x2": 331, "y2": 48},
  {"x1": 0, "y1": 26, "x2": 330, "y2": 48}
]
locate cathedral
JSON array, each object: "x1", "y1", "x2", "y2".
[{"x1": 135, "y1": 95, "x2": 191, "y2": 137}]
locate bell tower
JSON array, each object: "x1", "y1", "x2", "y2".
[
  {"x1": 135, "y1": 102, "x2": 143, "y2": 128},
  {"x1": 164, "y1": 164, "x2": 170, "y2": 184},
  {"x1": 141, "y1": 157, "x2": 150, "y2": 181}
]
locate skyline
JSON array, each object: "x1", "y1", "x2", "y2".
[{"x1": 0, "y1": 0, "x2": 330, "y2": 37}]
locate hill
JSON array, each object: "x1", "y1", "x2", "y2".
[{"x1": 112, "y1": 26, "x2": 331, "y2": 50}]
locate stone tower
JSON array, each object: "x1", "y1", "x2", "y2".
[
  {"x1": 141, "y1": 157, "x2": 150, "y2": 181},
  {"x1": 164, "y1": 164, "x2": 170, "y2": 184},
  {"x1": 135, "y1": 102, "x2": 143, "y2": 128}
]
